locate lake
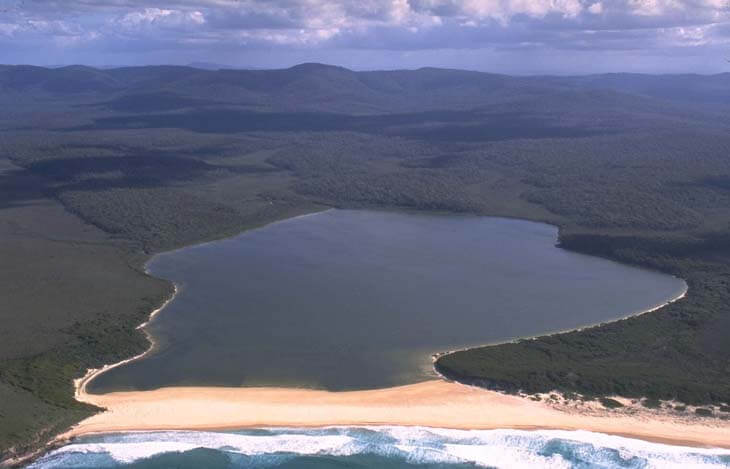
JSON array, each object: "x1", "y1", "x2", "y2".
[{"x1": 89, "y1": 210, "x2": 686, "y2": 392}]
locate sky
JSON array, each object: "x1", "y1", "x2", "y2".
[{"x1": 0, "y1": 0, "x2": 729, "y2": 74}]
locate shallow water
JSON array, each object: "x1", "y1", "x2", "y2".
[
  {"x1": 29, "y1": 427, "x2": 730, "y2": 468},
  {"x1": 89, "y1": 210, "x2": 685, "y2": 392}
]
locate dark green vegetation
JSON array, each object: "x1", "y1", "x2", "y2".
[
  {"x1": 642, "y1": 398, "x2": 662, "y2": 409},
  {"x1": 696, "y1": 408, "x2": 714, "y2": 417},
  {"x1": 1, "y1": 63, "x2": 729, "y2": 463},
  {"x1": 599, "y1": 398, "x2": 624, "y2": 409}
]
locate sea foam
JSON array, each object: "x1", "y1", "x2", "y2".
[{"x1": 30, "y1": 427, "x2": 730, "y2": 468}]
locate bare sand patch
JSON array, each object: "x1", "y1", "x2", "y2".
[{"x1": 61, "y1": 380, "x2": 729, "y2": 449}]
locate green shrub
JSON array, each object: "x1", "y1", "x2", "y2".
[
  {"x1": 600, "y1": 398, "x2": 624, "y2": 409},
  {"x1": 642, "y1": 398, "x2": 661, "y2": 409},
  {"x1": 695, "y1": 408, "x2": 713, "y2": 417}
]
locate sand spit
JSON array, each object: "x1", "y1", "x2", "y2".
[{"x1": 61, "y1": 380, "x2": 729, "y2": 450}]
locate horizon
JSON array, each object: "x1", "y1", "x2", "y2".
[
  {"x1": 2, "y1": 61, "x2": 729, "y2": 77},
  {"x1": 2, "y1": 1, "x2": 729, "y2": 75}
]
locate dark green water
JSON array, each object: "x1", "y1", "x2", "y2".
[{"x1": 89, "y1": 210, "x2": 685, "y2": 392}]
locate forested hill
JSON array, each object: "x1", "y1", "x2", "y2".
[{"x1": 1, "y1": 63, "x2": 729, "y2": 116}]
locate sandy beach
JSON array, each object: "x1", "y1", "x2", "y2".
[{"x1": 62, "y1": 379, "x2": 730, "y2": 449}]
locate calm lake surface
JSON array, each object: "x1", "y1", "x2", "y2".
[{"x1": 89, "y1": 210, "x2": 685, "y2": 392}]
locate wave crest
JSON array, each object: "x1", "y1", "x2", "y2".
[{"x1": 31, "y1": 427, "x2": 730, "y2": 468}]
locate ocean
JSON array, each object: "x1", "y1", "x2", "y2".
[{"x1": 29, "y1": 427, "x2": 730, "y2": 468}]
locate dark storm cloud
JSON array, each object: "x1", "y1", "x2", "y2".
[{"x1": 1, "y1": 0, "x2": 728, "y2": 72}]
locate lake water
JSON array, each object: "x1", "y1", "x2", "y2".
[{"x1": 89, "y1": 210, "x2": 686, "y2": 393}]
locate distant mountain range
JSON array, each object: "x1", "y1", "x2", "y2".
[
  {"x1": 186, "y1": 62, "x2": 257, "y2": 70},
  {"x1": 2, "y1": 63, "x2": 728, "y2": 142},
  {"x1": 1, "y1": 62, "x2": 727, "y2": 112}
]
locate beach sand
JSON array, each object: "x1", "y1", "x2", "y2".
[{"x1": 62, "y1": 380, "x2": 730, "y2": 449}]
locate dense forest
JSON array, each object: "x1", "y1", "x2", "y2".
[{"x1": 1, "y1": 63, "x2": 730, "y2": 463}]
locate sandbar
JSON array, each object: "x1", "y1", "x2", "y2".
[{"x1": 62, "y1": 380, "x2": 730, "y2": 449}]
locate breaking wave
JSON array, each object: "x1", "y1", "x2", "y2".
[{"x1": 30, "y1": 427, "x2": 730, "y2": 468}]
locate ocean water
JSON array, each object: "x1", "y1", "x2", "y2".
[
  {"x1": 29, "y1": 427, "x2": 730, "y2": 469},
  {"x1": 89, "y1": 210, "x2": 686, "y2": 392}
]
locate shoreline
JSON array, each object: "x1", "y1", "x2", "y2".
[
  {"x1": 78, "y1": 208, "x2": 689, "y2": 400},
  {"x1": 431, "y1": 281, "x2": 688, "y2": 361},
  {"x1": 61, "y1": 381, "x2": 730, "y2": 450},
  {"x1": 73, "y1": 208, "x2": 333, "y2": 401},
  {"x1": 73, "y1": 284, "x2": 178, "y2": 404}
]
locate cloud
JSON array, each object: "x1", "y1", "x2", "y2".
[
  {"x1": 117, "y1": 8, "x2": 205, "y2": 28},
  {"x1": 0, "y1": 0, "x2": 728, "y2": 72}
]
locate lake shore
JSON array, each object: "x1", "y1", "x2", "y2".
[
  {"x1": 61, "y1": 380, "x2": 730, "y2": 450},
  {"x1": 83, "y1": 210, "x2": 689, "y2": 396},
  {"x1": 53, "y1": 211, "x2": 723, "y2": 456}
]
